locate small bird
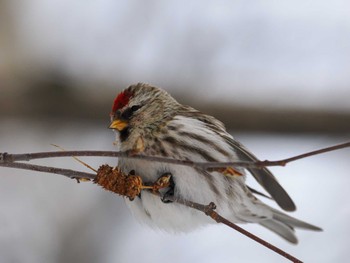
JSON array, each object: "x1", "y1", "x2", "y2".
[{"x1": 109, "y1": 83, "x2": 321, "y2": 243}]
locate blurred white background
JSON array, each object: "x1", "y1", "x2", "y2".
[{"x1": 1, "y1": 1, "x2": 350, "y2": 262}]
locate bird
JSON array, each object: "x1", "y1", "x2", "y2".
[{"x1": 109, "y1": 83, "x2": 321, "y2": 243}]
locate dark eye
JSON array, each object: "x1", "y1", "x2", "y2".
[
  {"x1": 120, "y1": 105, "x2": 141, "y2": 120},
  {"x1": 130, "y1": 105, "x2": 141, "y2": 112}
]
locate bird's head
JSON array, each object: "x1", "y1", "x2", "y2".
[{"x1": 109, "y1": 83, "x2": 178, "y2": 141}]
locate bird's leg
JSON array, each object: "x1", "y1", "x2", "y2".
[
  {"x1": 157, "y1": 173, "x2": 175, "y2": 203},
  {"x1": 143, "y1": 173, "x2": 175, "y2": 203}
]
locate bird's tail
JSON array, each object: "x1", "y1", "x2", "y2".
[{"x1": 259, "y1": 208, "x2": 322, "y2": 244}]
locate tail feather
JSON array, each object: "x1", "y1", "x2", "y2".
[
  {"x1": 272, "y1": 209, "x2": 322, "y2": 231},
  {"x1": 259, "y1": 208, "x2": 322, "y2": 243},
  {"x1": 259, "y1": 220, "x2": 298, "y2": 244}
]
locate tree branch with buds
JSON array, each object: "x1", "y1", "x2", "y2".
[{"x1": 1, "y1": 141, "x2": 349, "y2": 263}]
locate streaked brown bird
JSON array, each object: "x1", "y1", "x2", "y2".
[{"x1": 109, "y1": 83, "x2": 321, "y2": 243}]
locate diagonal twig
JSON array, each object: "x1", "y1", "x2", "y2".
[{"x1": 159, "y1": 194, "x2": 302, "y2": 263}]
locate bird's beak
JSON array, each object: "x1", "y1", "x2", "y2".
[{"x1": 109, "y1": 119, "x2": 128, "y2": 131}]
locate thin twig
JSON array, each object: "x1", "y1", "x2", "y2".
[
  {"x1": 1, "y1": 141, "x2": 349, "y2": 170},
  {"x1": 0, "y1": 162, "x2": 96, "y2": 180},
  {"x1": 260, "y1": 141, "x2": 350, "y2": 167},
  {"x1": 51, "y1": 144, "x2": 98, "y2": 172},
  {"x1": 153, "y1": 193, "x2": 302, "y2": 263}
]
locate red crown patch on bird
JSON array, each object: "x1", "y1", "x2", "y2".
[{"x1": 112, "y1": 90, "x2": 133, "y2": 113}]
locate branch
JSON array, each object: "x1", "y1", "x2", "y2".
[
  {"x1": 161, "y1": 195, "x2": 302, "y2": 263},
  {"x1": 0, "y1": 161, "x2": 96, "y2": 180},
  {"x1": 192, "y1": 141, "x2": 350, "y2": 169},
  {"x1": 1, "y1": 141, "x2": 349, "y2": 170}
]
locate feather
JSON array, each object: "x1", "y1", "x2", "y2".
[
  {"x1": 260, "y1": 220, "x2": 298, "y2": 244},
  {"x1": 224, "y1": 136, "x2": 296, "y2": 211},
  {"x1": 259, "y1": 207, "x2": 322, "y2": 243}
]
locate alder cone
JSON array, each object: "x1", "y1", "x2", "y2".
[{"x1": 95, "y1": 164, "x2": 142, "y2": 200}]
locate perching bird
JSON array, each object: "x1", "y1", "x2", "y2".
[{"x1": 109, "y1": 83, "x2": 321, "y2": 243}]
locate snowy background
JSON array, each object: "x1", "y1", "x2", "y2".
[{"x1": 1, "y1": 1, "x2": 350, "y2": 262}]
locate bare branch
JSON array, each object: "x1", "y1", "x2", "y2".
[
  {"x1": 261, "y1": 141, "x2": 350, "y2": 166},
  {"x1": 193, "y1": 141, "x2": 350, "y2": 169},
  {"x1": 1, "y1": 141, "x2": 349, "y2": 171},
  {"x1": 0, "y1": 151, "x2": 130, "y2": 162},
  {"x1": 0, "y1": 161, "x2": 95, "y2": 180},
  {"x1": 160, "y1": 194, "x2": 302, "y2": 263}
]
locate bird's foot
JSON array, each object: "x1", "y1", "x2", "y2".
[{"x1": 152, "y1": 173, "x2": 175, "y2": 203}]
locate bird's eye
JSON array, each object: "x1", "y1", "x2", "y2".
[
  {"x1": 120, "y1": 105, "x2": 141, "y2": 120},
  {"x1": 130, "y1": 105, "x2": 141, "y2": 112}
]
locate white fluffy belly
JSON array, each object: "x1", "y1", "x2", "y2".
[{"x1": 119, "y1": 158, "x2": 247, "y2": 232}]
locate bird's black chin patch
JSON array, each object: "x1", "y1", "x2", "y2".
[{"x1": 119, "y1": 127, "x2": 130, "y2": 142}]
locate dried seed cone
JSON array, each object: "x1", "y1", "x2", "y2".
[{"x1": 95, "y1": 164, "x2": 143, "y2": 200}]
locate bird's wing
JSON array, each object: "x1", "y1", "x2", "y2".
[{"x1": 224, "y1": 136, "x2": 296, "y2": 211}]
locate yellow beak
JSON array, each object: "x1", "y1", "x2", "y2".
[{"x1": 109, "y1": 119, "x2": 128, "y2": 131}]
